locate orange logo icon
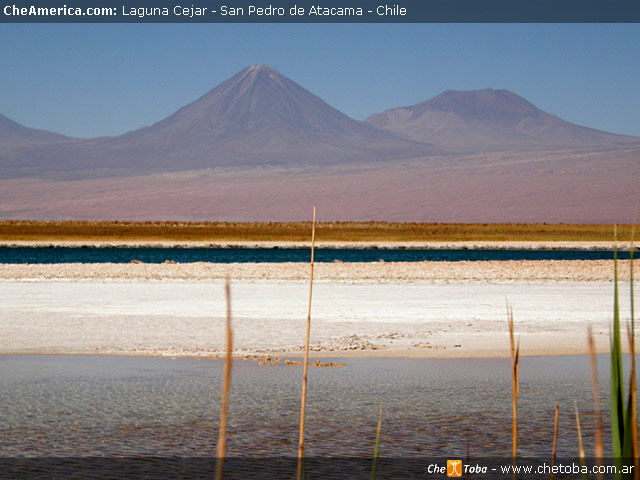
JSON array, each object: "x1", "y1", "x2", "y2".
[{"x1": 447, "y1": 459, "x2": 463, "y2": 477}]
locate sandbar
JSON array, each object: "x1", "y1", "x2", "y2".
[{"x1": 0, "y1": 259, "x2": 636, "y2": 359}]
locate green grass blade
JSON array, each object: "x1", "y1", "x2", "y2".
[
  {"x1": 628, "y1": 222, "x2": 638, "y2": 473},
  {"x1": 612, "y1": 230, "x2": 626, "y2": 458},
  {"x1": 371, "y1": 403, "x2": 383, "y2": 480},
  {"x1": 631, "y1": 220, "x2": 635, "y2": 339}
]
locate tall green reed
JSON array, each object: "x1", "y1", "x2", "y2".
[{"x1": 610, "y1": 227, "x2": 637, "y2": 480}]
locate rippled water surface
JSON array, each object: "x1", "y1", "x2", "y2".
[
  {"x1": 0, "y1": 247, "x2": 630, "y2": 264},
  {"x1": 0, "y1": 355, "x2": 621, "y2": 457}
]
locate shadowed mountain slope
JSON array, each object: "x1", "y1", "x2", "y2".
[
  {"x1": 0, "y1": 114, "x2": 70, "y2": 145},
  {"x1": 365, "y1": 89, "x2": 639, "y2": 152}
]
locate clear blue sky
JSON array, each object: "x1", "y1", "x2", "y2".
[{"x1": 1, "y1": 23, "x2": 639, "y2": 138}]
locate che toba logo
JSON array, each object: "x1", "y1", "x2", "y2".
[{"x1": 447, "y1": 459, "x2": 463, "y2": 477}]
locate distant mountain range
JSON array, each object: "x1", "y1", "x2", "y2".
[
  {"x1": 365, "y1": 88, "x2": 638, "y2": 152},
  {"x1": 1, "y1": 65, "x2": 637, "y2": 180}
]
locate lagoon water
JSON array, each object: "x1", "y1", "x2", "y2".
[
  {"x1": 0, "y1": 355, "x2": 616, "y2": 458},
  {"x1": 0, "y1": 247, "x2": 630, "y2": 264},
  {"x1": 0, "y1": 248, "x2": 632, "y2": 477}
]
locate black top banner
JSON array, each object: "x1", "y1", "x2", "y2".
[{"x1": 1, "y1": 0, "x2": 640, "y2": 22}]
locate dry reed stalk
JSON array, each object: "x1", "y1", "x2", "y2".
[
  {"x1": 215, "y1": 279, "x2": 233, "y2": 480},
  {"x1": 588, "y1": 327, "x2": 604, "y2": 467},
  {"x1": 297, "y1": 206, "x2": 316, "y2": 480},
  {"x1": 574, "y1": 402, "x2": 588, "y2": 480},
  {"x1": 508, "y1": 304, "x2": 520, "y2": 468},
  {"x1": 550, "y1": 401, "x2": 559, "y2": 480},
  {"x1": 574, "y1": 404, "x2": 585, "y2": 456}
]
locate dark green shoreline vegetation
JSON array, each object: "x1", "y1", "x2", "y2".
[{"x1": 0, "y1": 221, "x2": 635, "y2": 243}]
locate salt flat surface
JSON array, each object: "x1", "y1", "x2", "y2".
[{"x1": 0, "y1": 279, "x2": 631, "y2": 357}]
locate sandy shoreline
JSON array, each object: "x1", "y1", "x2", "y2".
[{"x1": 0, "y1": 330, "x2": 616, "y2": 360}]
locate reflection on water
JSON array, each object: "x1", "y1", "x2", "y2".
[{"x1": 0, "y1": 355, "x2": 622, "y2": 457}]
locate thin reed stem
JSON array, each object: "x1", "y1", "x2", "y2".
[
  {"x1": 215, "y1": 279, "x2": 233, "y2": 480},
  {"x1": 627, "y1": 324, "x2": 638, "y2": 472},
  {"x1": 629, "y1": 223, "x2": 638, "y2": 474},
  {"x1": 575, "y1": 402, "x2": 584, "y2": 457},
  {"x1": 371, "y1": 403, "x2": 383, "y2": 480},
  {"x1": 508, "y1": 304, "x2": 520, "y2": 467},
  {"x1": 574, "y1": 402, "x2": 589, "y2": 480},
  {"x1": 588, "y1": 327, "x2": 604, "y2": 462},
  {"x1": 631, "y1": 219, "x2": 636, "y2": 333},
  {"x1": 612, "y1": 225, "x2": 626, "y2": 457},
  {"x1": 551, "y1": 401, "x2": 559, "y2": 480},
  {"x1": 297, "y1": 206, "x2": 316, "y2": 480}
]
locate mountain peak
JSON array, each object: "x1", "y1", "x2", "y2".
[
  {"x1": 235, "y1": 63, "x2": 285, "y2": 88},
  {"x1": 90, "y1": 64, "x2": 433, "y2": 174},
  {"x1": 416, "y1": 88, "x2": 540, "y2": 123},
  {"x1": 246, "y1": 64, "x2": 277, "y2": 72},
  {"x1": 365, "y1": 88, "x2": 637, "y2": 152},
  {"x1": 147, "y1": 63, "x2": 431, "y2": 144}
]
